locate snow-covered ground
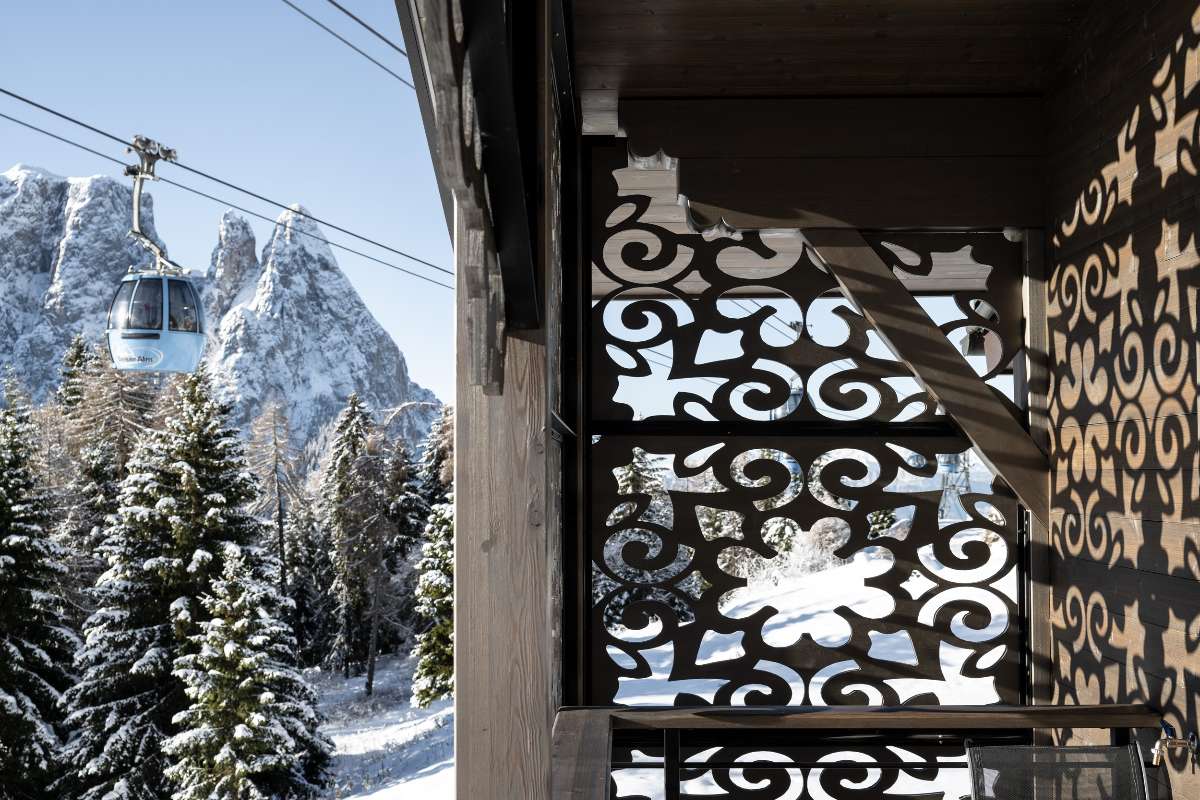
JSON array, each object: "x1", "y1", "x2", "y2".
[{"x1": 314, "y1": 655, "x2": 454, "y2": 799}]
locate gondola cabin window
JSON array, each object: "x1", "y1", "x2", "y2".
[{"x1": 168, "y1": 278, "x2": 201, "y2": 333}]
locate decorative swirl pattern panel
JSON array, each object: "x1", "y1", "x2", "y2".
[
  {"x1": 589, "y1": 435, "x2": 1020, "y2": 709},
  {"x1": 589, "y1": 145, "x2": 1025, "y2": 423},
  {"x1": 582, "y1": 143, "x2": 1029, "y2": 799},
  {"x1": 610, "y1": 738, "x2": 987, "y2": 800}
]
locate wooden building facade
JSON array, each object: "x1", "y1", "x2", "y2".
[{"x1": 397, "y1": 0, "x2": 1200, "y2": 797}]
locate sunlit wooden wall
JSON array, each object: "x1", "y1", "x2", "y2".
[
  {"x1": 452, "y1": 1, "x2": 565, "y2": 797},
  {"x1": 1046, "y1": 0, "x2": 1200, "y2": 796}
]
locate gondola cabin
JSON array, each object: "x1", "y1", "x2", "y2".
[{"x1": 106, "y1": 272, "x2": 205, "y2": 372}]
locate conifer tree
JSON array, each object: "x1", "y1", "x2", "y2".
[
  {"x1": 164, "y1": 544, "x2": 330, "y2": 800},
  {"x1": 247, "y1": 402, "x2": 299, "y2": 597},
  {"x1": 55, "y1": 333, "x2": 94, "y2": 412},
  {"x1": 72, "y1": 346, "x2": 158, "y2": 472},
  {"x1": 417, "y1": 406, "x2": 453, "y2": 507},
  {"x1": 411, "y1": 496, "x2": 453, "y2": 708},
  {"x1": 362, "y1": 440, "x2": 427, "y2": 695},
  {"x1": 322, "y1": 393, "x2": 374, "y2": 678},
  {"x1": 283, "y1": 500, "x2": 334, "y2": 667},
  {"x1": 52, "y1": 437, "x2": 121, "y2": 623},
  {"x1": 62, "y1": 368, "x2": 264, "y2": 800},
  {"x1": 614, "y1": 445, "x2": 664, "y2": 500},
  {"x1": 598, "y1": 446, "x2": 700, "y2": 626},
  {"x1": 868, "y1": 507, "x2": 897, "y2": 538},
  {"x1": 0, "y1": 381, "x2": 76, "y2": 797}
]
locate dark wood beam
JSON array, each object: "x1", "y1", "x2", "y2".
[
  {"x1": 463, "y1": 0, "x2": 542, "y2": 330},
  {"x1": 394, "y1": 0, "x2": 453, "y2": 233},
  {"x1": 805, "y1": 227, "x2": 1051, "y2": 530}
]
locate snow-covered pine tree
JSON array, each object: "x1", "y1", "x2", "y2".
[
  {"x1": 0, "y1": 379, "x2": 76, "y2": 796},
  {"x1": 868, "y1": 507, "x2": 897, "y2": 538},
  {"x1": 52, "y1": 437, "x2": 121, "y2": 624},
  {"x1": 410, "y1": 496, "x2": 453, "y2": 708},
  {"x1": 247, "y1": 401, "x2": 300, "y2": 596},
  {"x1": 283, "y1": 500, "x2": 334, "y2": 667},
  {"x1": 61, "y1": 368, "x2": 265, "y2": 800},
  {"x1": 614, "y1": 445, "x2": 664, "y2": 500},
  {"x1": 362, "y1": 439, "x2": 427, "y2": 695},
  {"x1": 598, "y1": 446, "x2": 700, "y2": 627},
  {"x1": 72, "y1": 345, "x2": 158, "y2": 471},
  {"x1": 55, "y1": 333, "x2": 94, "y2": 412},
  {"x1": 808, "y1": 451, "x2": 852, "y2": 510},
  {"x1": 321, "y1": 392, "x2": 374, "y2": 678},
  {"x1": 416, "y1": 405, "x2": 453, "y2": 507},
  {"x1": 164, "y1": 543, "x2": 331, "y2": 800}
]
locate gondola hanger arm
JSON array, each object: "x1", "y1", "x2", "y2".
[{"x1": 125, "y1": 134, "x2": 189, "y2": 275}]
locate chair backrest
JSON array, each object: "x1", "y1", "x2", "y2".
[{"x1": 967, "y1": 744, "x2": 1148, "y2": 800}]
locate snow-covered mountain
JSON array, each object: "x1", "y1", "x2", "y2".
[
  {"x1": 0, "y1": 164, "x2": 163, "y2": 394},
  {"x1": 204, "y1": 203, "x2": 439, "y2": 460},
  {"x1": 0, "y1": 164, "x2": 439, "y2": 456}
]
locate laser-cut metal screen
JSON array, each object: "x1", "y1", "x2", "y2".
[{"x1": 580, "y1": 143, "x2": 1031, "y2": 799}]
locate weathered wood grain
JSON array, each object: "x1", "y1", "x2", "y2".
[
  {"x1": 550, "y1": 709, "x2": 612, "y2": 800},
  {"x1": 456, "y1": 327, "x2": 552, "y2": 799}
]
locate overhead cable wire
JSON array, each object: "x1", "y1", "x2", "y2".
[
  {"x1": 0, "y1": 86, "x2": 449, "y2": 276},
  {"x1": 0, "y1": 112, "x2": 453, "y2": 291},
  {"x1": 728, "y1": 297, "x2": 799, "y2": 341},
  {"x1": 277, "y1": 0, "x2": 415, "y2": 89},
  {"x1": 322, "y1": 0, "x2": 407, "y2": 57}
]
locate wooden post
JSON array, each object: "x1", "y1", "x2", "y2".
[{"x1": 1021, "y1": 230, "x2": 1054, "y2": 722}]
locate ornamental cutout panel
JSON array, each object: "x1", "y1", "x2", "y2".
[
  {"x1": 589, "y1": 145, "x2": 1024, "y2": 425},
  {"x1": 590, "y1": 435, "x2": 1021, "y2": 709},
  {"x1": 583, "y1": 143, "x2": 1029, "y2": 798},
  {"x1": 609, "y1": 736, "x2": 1007, "y2": 800}
]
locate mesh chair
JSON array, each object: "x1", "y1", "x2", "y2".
[{"x1": 966, "y1": 744, "x2": 1149, "y2": 800}]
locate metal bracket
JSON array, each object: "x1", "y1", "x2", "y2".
[{"x1": 124, "y1": 135, "x2": 187, "y2": 275}]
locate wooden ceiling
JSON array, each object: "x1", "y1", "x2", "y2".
[{"x1": 574, "y1": 0, "x2": 1090, "y2": 99}]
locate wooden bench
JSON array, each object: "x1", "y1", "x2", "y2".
[{"x1": 550, "y1": 704, "x2": 1160, "y2": 799}]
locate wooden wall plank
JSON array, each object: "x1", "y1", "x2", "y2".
[
  {"x1": 682, "y1": 157, "x2": 1043, "y2": 230},
  {"x1": 453, "y1": 2, "x2": 568, "y2": 795},
  {"x1": 1050, "y1": 509, "x2": 1200, "y2": 583},
  {"x1": 455, "y1": 311, "x2": 552, "y2": 798},
  {"x1": 1025, "y1": 230, "x2": 1055, "y2": 714},
  {"x1": 621, "y1": 97, "x2": 1044, "y2": 158},
  {"x1": 550, "y1": 710, "x2": 612, "y2": 800},
  {"x1": 1045, "y1": 7, "x2": 1200, "y2": 788}
]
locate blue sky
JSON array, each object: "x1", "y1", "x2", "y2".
[{"x1": 0, "y1": 0, "x2": 455, "y2": 401}]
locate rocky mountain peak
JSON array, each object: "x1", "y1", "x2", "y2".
[
  {"x1": 207, "y1": 203, "x2": 438, "y2": 463},
  {"x1": 208, "y1": 209, "x2": 259, "y2": 322},
  {"x1": 0, "y1": 165, "x2": 162, "y2": 396}
]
